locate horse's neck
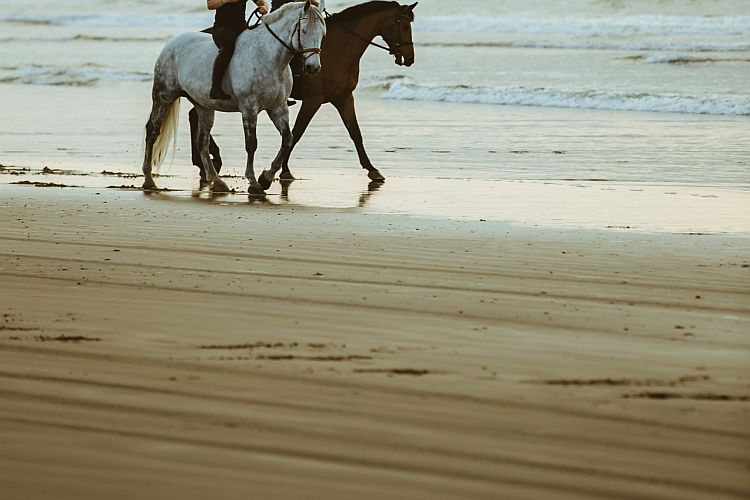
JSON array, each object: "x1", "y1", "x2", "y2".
[
  {"x1": 267, "y1": 8, "x2": 302, "y2": 43},
  {"x1": 243, "y1": 8, "x2": 301, "y2": 70},
  {"x1": 333, "y1": 8, "x2": 394, "y2": 60}
]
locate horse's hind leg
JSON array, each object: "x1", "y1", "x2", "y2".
[
  {"x1": 142, "y1": 100, "x2": 173, "y2": 190},
  {"x1": 189, "y1": 107, "x2": 207, "y2": 181},
  {"x1": 259, "y1": 105, "x2": 294, "y2": 190},
  {"x1": 332, "y1": 93, "x2": 385, "y2": 182},
  {"x1": 189, "y1": 107, "x2": 223, "y2": 181},
  {"x1": 194, "y1": 106, "x2": 229, "y2": 193},
  {"x1": 280, "y1": 97, "x2": 323, "y2": 180}
]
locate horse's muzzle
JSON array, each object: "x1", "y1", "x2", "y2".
[
  {"x1": 395, "y1": 55, "x2": 414, "y2": 67},
  {"x1": 305, "y1": 62, "x2": 321, "y2": 75}
]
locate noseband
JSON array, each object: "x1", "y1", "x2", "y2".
[
  {"x1": 264, "y1": 7, "x2": 323, "y2": 59},
  {"x1": 386, "y1": 12, "x2": 414, "y2": 57}
]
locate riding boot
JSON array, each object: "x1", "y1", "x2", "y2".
[
  {"x1": 286, "y1": 54, "x2": 304, "y2": 107},
  {"x1": 210, "y1": 49, "x2": 232, "y2": 100},
  {"x1": 290, "y1": 54, "x2": 304, "y2": 77}
]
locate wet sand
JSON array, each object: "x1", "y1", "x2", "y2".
[
  {"x1": 1, "y1": 185, "x2": 749, "y2": 499},
  {"x1": 1, "y1": 82, "x2": 749, "y2": 234}
]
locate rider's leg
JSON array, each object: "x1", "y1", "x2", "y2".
[
  {"x1": 285, "y1": 54, "x2": 305, "y2": 106},
  {"x1": 210, "y1": 27, "x2": 238, "y2": 100}
]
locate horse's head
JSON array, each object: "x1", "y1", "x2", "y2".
[
  {"x1": 296, "y1": 0, "x2": 327, "y2": 75},
  {"x1": 380, "y1": 2, "x2": 417, "y2": 67}
]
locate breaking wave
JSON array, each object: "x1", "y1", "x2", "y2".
[
  {"x1": 380, "y1": 82, "x2": 750, "y2": 116},
  {"x1": 641, "y1": 54, "x2": 714, "y2": 64},
  {"x1": 414, "y1": 15, "x2": 750, "y2": 36},
  {"x1": 4, "y1": 12, "x2": 750, "y2": 37},
  {"x1": 0, "y1": 12, "x2": 211, "y2": 29},
  {"x1": 509, "y1": 40, "x2": 750, "y2": 52},
  {"x1": 0, "y1": 64, "x2": 152, "y2": 86},
  {"x1": 0, "y1": 34, "x2": 169, "y2": 43}
]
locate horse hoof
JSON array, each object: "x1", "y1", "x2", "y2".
[
  {"x1": 368, "y1": 170, "x2": 385, "y2": 182},
  {"x1": 211, "y1": 180, "x2": 230, "y2": 193},
  {"x1": 258, "y1": 171, "x2": 274, "y2": 190},
  {"x1": 143, "y1": 179, "x2": 158, "y2": 191},
  {"x1": 279, "y1": 170, "x2": 295, "y2": 181},
  {"x1": 248, "y1": 184, "x2": 266, "y2": 196}
]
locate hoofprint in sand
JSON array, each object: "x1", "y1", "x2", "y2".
[{"x1": 0, "y1": 185, "x2": 749, "y2": 499}]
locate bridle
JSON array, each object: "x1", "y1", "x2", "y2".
[
  {"x1": 323, "y1": 8, "x2": 414, "y2": 58},
  {"x1": 260, "y1": 6, "x2": 324, "y2": 60}
]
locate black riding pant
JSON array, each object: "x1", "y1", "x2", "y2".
[{"x1": 212, "y1": 26, "x2": 242, "y2": 85}]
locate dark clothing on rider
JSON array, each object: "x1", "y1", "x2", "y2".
[
  {"x1": 270, "y1": 0, "x2": 291, "y2": 11},
  {"x1": 210, "y1": 0, "x2": 301, "y2": 100},
  {"x1": 214, "y1": 0, "x2": 248, "y2": 32},
  {"x1": 210, "y1": 0, "x2": 248, "y2": 99}
]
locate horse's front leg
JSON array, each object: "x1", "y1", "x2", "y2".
[
  {"x1": 241, "y1": 109, "x2": 264, "y2": 195},
  {"x1": 332, "y1": 93, "x2": 385, "y2": 182},
  {"x1": 280, "y1": 97, "x2": 323, "y2": 180},
  {"x1": 258, "y1": 104, "x2": 294, "y2": 190},
  {"x1": 195, "y1": 107, "x2": 230, "y2": 193}
]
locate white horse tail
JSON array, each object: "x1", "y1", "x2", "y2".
[{"x1": 151, "y1": 98, "x2": 181, "y2": 171}]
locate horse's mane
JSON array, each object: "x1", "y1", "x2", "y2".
[
  {"x1": 263, "y1": 2, "x2": 302, "y2": 24},
  {"x1": 329, "y1": 1, "x2": 400, "y2": 23}
]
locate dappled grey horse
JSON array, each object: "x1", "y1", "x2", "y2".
[{"x1": 141, "y1": 1, "x2": 326, "y2": 194}]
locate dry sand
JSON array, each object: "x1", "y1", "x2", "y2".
[{"x1": 1, "y1": 185, "x2": 749, "y2": 499}]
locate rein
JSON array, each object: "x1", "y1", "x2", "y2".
[
  {"x1": 323, "y1": 8, "x2": 413, "y2": 56},
  {"x1": 246, "y1": 7, "x2": 263, "y2": 30},
  {"x1": 263, "y1": 7, "x2": 323, "y2": 59}
]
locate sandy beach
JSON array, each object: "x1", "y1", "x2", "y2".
[
  {"x1": 1, "y1": 184, "x2": 749, "y2": 499},
  {"x1": 2, "y1": 0, "x2": 750, "y2": 496}
]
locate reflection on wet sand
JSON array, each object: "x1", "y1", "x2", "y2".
[
  {"x1": 2, "y1": 165, "x2": 747, "y2": 233},
  {"x1": 359, "y1": 181, "x2": 385, "y2": 208},
  {"x1": 182, "y1": 176, "x2": 385, "y2": 209},
  {"x1": 145, "y1": 175, "x2": 750, "y2": 234},
  {"x1": 280, "y1": 178, "x2": 293, "y2": 201}
]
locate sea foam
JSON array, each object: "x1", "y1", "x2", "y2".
[
  {"x1": 414, "y1": 15, "x2": 750, "y2": 36},
  {"x1": 4, "y1": 12, "x2": 750, "y2": 36},
  {"x1": 382, "y1": 82, "x2": 750, "y2": 116},
  {"x1": 0, "y1": 64, "x2": 152, "y2": 86},
  {"x1": 0, "y1": 12, "x2": 211, "y2": 29},
  {"x1": 510, "y1": 40, "x2": 750, "y2": 53}
]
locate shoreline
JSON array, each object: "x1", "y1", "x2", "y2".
[{"x1": 2, "y1": 175, "x2": 748, "y2": 235}]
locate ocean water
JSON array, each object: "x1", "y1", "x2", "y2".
[
  {"x1": 0, "y1": 0, "x2": 748, "y2": 232},
  {"x1": 2, "y1": 0, "x2": 749, "y2": 115}
]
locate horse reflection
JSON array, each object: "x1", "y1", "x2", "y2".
[
  {"x1": 274, "y1": 177, "x2": 384, "y2": 207},
  {"x1": 359, "y1": 181, "x2": 383, "y2": 207}
]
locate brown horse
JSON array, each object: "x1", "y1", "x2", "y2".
[{"x1": 189, "y1": 0, "x2": 417, "y2": 188}]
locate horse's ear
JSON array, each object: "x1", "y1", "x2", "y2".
[
  {"x1": 304, "y1": 0, "x2": 311, "y2": 12},
  {"x1": 408, "y1": 2, "x2": 418, "y2": 10}
]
